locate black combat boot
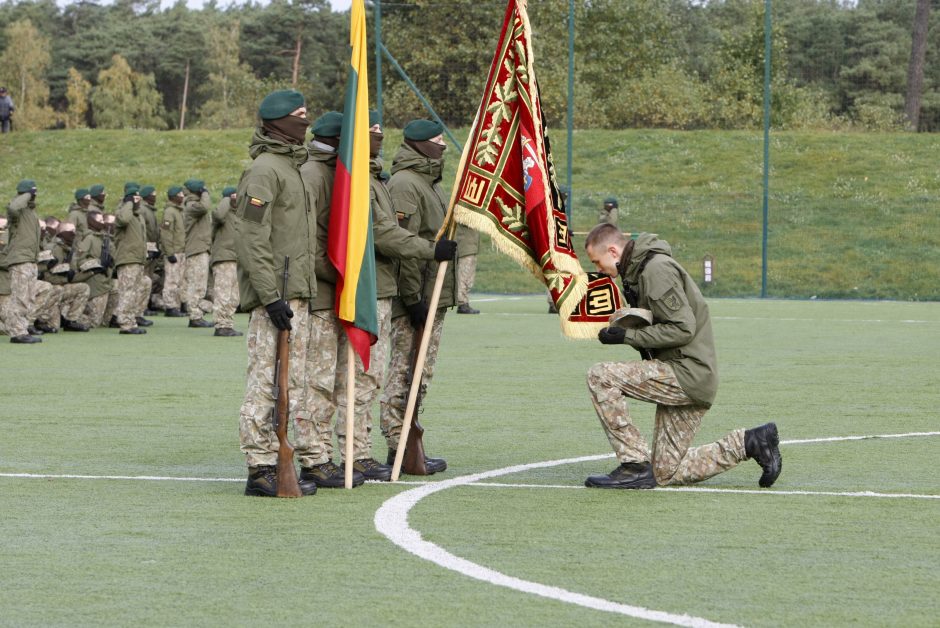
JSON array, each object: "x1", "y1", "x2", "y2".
[
  {"x1": 346, "y1": 458, "x2": 392, "y2": 482},
  {"x1": 135, "y1": 316, "x2": 154, "y2": 327},
  {"x1": 10, "y1": 334, "x2": 41, "y2": 344},
  {"x1": 119, "y1": 327, "x2": 146, "y2": 335},
  {"x1": 188, "y1": 318, "x2": 214, "y2": 328},
  {"x1": 245, "y1": 465, "x2": 278, "y2": 497},
  {"x1": 214, "y1": 327, "x2": 243, "y2": 337},
  {"x1": 108, "y1": 316, "x2": 120, "y2": 328},
  {"x1": 585, "y1": 462, "x2": 657, "y2": 489},
  {"x1": 299, "y1": 462, "x2": 364, "y2": 489},
  {"x1": 457, "y1": 303, "x2": 480, "y2": 314},
  {"x1": 62, "y1": 318, "x2": 89, "y2": 332},
  {"x1": 386, "y1": 449, "x2": 448, "y2": 475},
  {"x1": 164, "y1": 308, "x2": 185, "y2": 317},
  {"x1": 34, "y1": 321, "x2": 58, "y2": 334},
  {"x1": 744, "y1": 422, "x2": 782, "y2": 488}
]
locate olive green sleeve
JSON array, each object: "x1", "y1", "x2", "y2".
[
  {"x1": 624, "y1": 261, "x2": 697, "y2": 349},
  {"x1": 388, "y1": 182, "x2": 424, "y2": 306},
  {"x1": 234, "y1": 167, "x2": 279, "y2": 306}
]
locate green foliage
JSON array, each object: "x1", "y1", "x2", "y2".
[
  {"x1": 0, "y1": 18, "x2": 56, "y2": 129},
  {"x1": 64, "y1": 66, "x2": 90, "y2": 129},
  {"x1": 606, "y1": 63, "x2": 708, "y2": 130},
  {"x1": 197, "y1": 20, "x2": 265, "y2": 129},
  {"x1": 90, "y1": 54, "x2": 167, "y2": 130}
]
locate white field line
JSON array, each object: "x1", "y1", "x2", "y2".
[
  {"x1": 464, "y1": 483, "x2": 940, "y2": 500},
  {"x1": 781, "y1": 431, "x2": 940, "y2": 445}
]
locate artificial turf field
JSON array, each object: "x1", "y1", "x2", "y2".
[{"x1": 1, "y1": 295, "x2": 938, "y2": 627}]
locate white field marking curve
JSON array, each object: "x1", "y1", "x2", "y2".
[{"x1": 373, "y1": 431, "x2": 940, "y2": 626}]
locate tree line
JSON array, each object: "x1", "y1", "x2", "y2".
[{"x1": 0, "y1": 0, "x2": 937, "y2": 132}]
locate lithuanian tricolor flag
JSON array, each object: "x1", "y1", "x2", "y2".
[{"x1": 328, "y1": 0, "x2": 378, "y2": 370}]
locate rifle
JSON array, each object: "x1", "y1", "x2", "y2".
[
  {"x1": 400, "y1": 320, "x2": 430, "y2": 475},
  {"x1": 272, "y1": 256, "x2": 302, "y2": 498}
]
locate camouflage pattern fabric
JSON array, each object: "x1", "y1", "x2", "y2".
[
  {"x1": 379, "y1": 310, "x2": 446, "y2": 449},
  {"x1": 81, "y1": 293, "x2": 109, "y2": 328},
  {"x1": 102, "y1": 287, "x2": 118, "y2": 325},
  {"x1": 211, "y1": 261, "x2": 238, "y2": 329},
  {"x1": 0, "y1": 294, "x2": 8, "y2": 334},
  {"x1": 115, "y1": 263, "x2": 151, "y2": 330},
  {"x1": 36, "y1": 282, "x2": 89, "y2": 328},
  {"x1": 162, "y1": 253, "x2": 185, "y2": 309},
  {"x1": 296, "y1": 309, "x2": 342, "y2": 467},
  {"x1": 587, "y1": 359, "x2": 746, "y2": 485},
  {"x1": 4, "y1": 262, "x2": 39, "y2": 337},
  {"x1": 238, "y1": 300, "x2": 314, "y2": 467},
  {"x1": 30, "y1": 279, "x2": 54, "y2": 324},
  {"x1": 456, "y1": 254, "x2": 477, "y2": 306},
  {"x1": 184, "y1": 251, "x2": 211, "y2": 321},
  {"x1": 335, "y1": 297, "x2": 393, "y2": 460}
]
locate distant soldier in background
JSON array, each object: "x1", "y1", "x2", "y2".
[
  {"x1": 88, "y1": 184, "x2": 107, "y2": 211},
  {"x1": 455, "y1": 224, "x2": 480, "y2": 314},
  {"x1": 598, "y1": 197, "x2": 618, "y2": 227},
  {"x1": 74, "y1": 209, "x2": 114, "y2": 328},
  {"x1": 3, "y1": 180, "x2": 43, "y2": 343},
  {"x1": 183, "y1": 178, "x2": 214, "y2": 328},
  {"x1": 140, "y1": 185, "x2": 164, "y2": 313},
  {"x1": 112, "y1": 182, "x2": 151, "y2": 335},
  {"x1": 0, "y1": 216, "x2": 10, "y2": 334},
  {"x1": 0, "y1": 86, "x2": 14, "y2": 133},
  {"x1": 210, "y1": 185, "x2": 241, "y2": 337},
  {"x1": 160, "y1": 185, "x2": 187, "y2": 317},
  {"x1": 66, "y1": 188, "x2": 92, "y2": 244}
]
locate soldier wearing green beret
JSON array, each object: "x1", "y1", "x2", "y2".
[
  {"x1": 139, "y1": 185, "x2": 164, "y2": 313},
  {"x1": 210, "y1": 185, "x2": 241, "y2": 337},
  {"x1": 88, "y1": 184, "x2": 107, "y2": 211},
  {"x1": 72, "y1": 210, "x2": 114, "y2": 328},
  {"x1": 235, "y1": 89, "x2": 321, "y2": 497},
  {"x1": 3, "y1": 180, "x2": 43, "y2": 343},
  {"x1": 66, "y1": 188, "x2": 92, "y2": 247},
  {"x1": 36, "y1": 222, "x2": 90, "y2": 332},
  {"x1": 599, "y1": 196, "x2": 619, "y2": 227},
  {"x1": 379, "y1": 119, "x2": 456, "y2": 474},
  {"x1": 183, "y1": 178, "x2": 214, "y2": 328},
  {"x1": 160, "y1": 186, "x2": 187, "y2": 317},
  {"x1": 112, "y1": 182, "x2": 152, "y2": 334}
]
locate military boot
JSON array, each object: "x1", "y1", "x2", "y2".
[
  {"x1": 245, "y1": 465, "x2": 278, "y2": 497},
  {"x1": 386, "y1": 449, "x2": 447, "y2": 475},
  {"x1": 135, "y1": 316, "x2": 154, "y2": 327},
  {"x1": 299, "y1": 462, "x2": 364, "y2": 489},
  {"x1": 585, "y1": 462, "x2": 657, "y2": 489},
  {"x1": 457, "y1": 303, "x2": 480, "y2": 314},
  {"x1": 744, "y1": 422, "x2": 782, "y2": 488},
  {"x1": 62, "y1": 318, "x2": 89, "y2": 332},
  {"x1": 10, "y1": 334, "x2": 41, "y2": 344},
  {"x1": 164, "y1": 308, "x2": 185, "y2": 318},
  {"x1": 188, "y1": 318, "x2": 214, "y2": 328},
  {"x1": 345, "y1": 458, "x2": 392, "y2": 482},
  {"x1": 214, "y1": 327, "x2": 243, "y2": 337},
  {"x1": 108, "y1": 316, "x2": 120, "y2": 329},
  {"x1": 35, "y1": 321, "x2": 58, "y2": 334}
]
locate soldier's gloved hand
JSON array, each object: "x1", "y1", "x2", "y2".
[
  {"x1": 48, "y1": 257, "x2": 59, "y2": 267},
  {"x1": 147, "y1": 250, "x2": 160, "y2": 260},
  {"x1": 598, "y1": 326, "x2": 626, "y2": 345},
  {"x1": 265, "y1": 299, "x2": 294, "y2": 331},
  {"x1": 167, "y1": 254, "x2": 178, "y2": 264},
  {"x1": 406, "y1": 301, "x2": 429, "y2": 329},
  {"x1": 433, "y1": 239, "x2": 458, "y2": 262},
  {"x1": 92, "y1": 267, "x2": 106, "y2": 275},
  {"x1": 66, "y1": 269, "x2": 75, "y2": 282}
]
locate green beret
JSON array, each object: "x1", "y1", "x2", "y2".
[
  {"x1": 403, "y1": 119, "x2": 443, "y2": 141},
  {"x1": 311, "y1": 111, "x2": 343, "y2": 138},
  {"x1": 140, "y1": 185, "x2": 156, "y2": 198},
  {"x1": 369, "y1": 110, "x2": 381, "y2": 127},
  {"x1": 603, "y1": 197, "x2": 618, "y2": 207},
  {"x1": 167, "y1": 185, "x2": 183, "y2": 198},
  {"x1": 258, "y1": 89, "x2": 305, "y2": 121},
  {"x1": 184, "y1": 179, "x2": 204, "y2": 194},
  {"x1": 124, "y1": 182, "x2": 141, "y2": 196},
  {"x1": 89, "y1": 184, "x2": 105, "y2": 196},
  {"x1": 16, "y1": 179, "x2": 36, "y2": 194},
  {"x1": 74, "y1": 188, "x2": 90, "y2": 200},
  {"x1": 222, "y1": 186, "x2": 237, "y2": 197}
]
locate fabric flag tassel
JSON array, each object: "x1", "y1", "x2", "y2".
[
  {"x1": 451, "y1": 0, "x2": 622, "y2": 338},
  {"x1": 328, "y1": 0, "x2": 378, "y2": 369}
]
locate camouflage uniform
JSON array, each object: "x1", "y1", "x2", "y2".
[
  {"x1": 73, "y1": 229, "x2": 112, "y2": 328},
  {"x1": 455, "y1": 224, "x2": 479, "y2": 307},
  {"x1": 37, "y1": 239, "x2": 89, "y2": 328},
  {"x1": 183, "y1": 188, "x2": 214, "y2": 322},
  {"x1": 588, "y1": 232, "x2": 748, "y2": 486},
  {"x1": 3, "y1": 192, "x2": 41, "y2": 337},
  {"x1": 113, "y1": 197, "x2": 151, "y2": 331},
  {"x1": 141, "y1": 197, "x2": 163, "y2": 309},
  {"x1": 160, "y1": 199, "x2": 186, "y2": 311},
  {"x1": 210, "y1": 195, "x2": 239, "y2": 330}
]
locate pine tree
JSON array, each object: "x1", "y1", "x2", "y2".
[{"x1": 90, "y1": 54, "x2": 166, "y2": 129}]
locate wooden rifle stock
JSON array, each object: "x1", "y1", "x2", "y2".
[
  {"x1": 401, "y1": 322, "x2": 429, "y2": 475},
  {"x1": 273, "y1": 257, "x2": 302, "y2": 498}
]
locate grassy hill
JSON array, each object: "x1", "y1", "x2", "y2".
[{"x1": 2, "y1": 127, "x2": 938, "y2": 299}]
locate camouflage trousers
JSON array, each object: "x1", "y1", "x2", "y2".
[
  {"x1": 37, "y1": 283, "x2": 90, "y2": 328},
  {"x1": 0, "y1": 294, "x2": 7, "y2": 334},
  {"x1": 379, "y1": 310, "x2": 446, "y2": 450},
  {"x1": 3, "y1": 262, "x2": 39, "y2": 337},
  {"x1": 162, "y1": 253, "x2": 186, "y2": 310},
  {"x1": 456, "y1": 255, "x2": 477, "y2": 306},
  {"x1": 334, "y1": 297, "x2": 393, "y2": 460},
  {"x1": 586, "y1": 359, "x2": 746, "y2": 486},
  {"x1": 184, "y1": 252, "x2": 212, "y2": 321},
  {"x1": 146, "y1": 256, "x2": 164, "y2": 308},
  {"x1": 296, "y1": 309, "x2": 343, "y2": 466},
  {"x1": 115, "y1": 264, "x2": 151, "y2": 331},
  {"x1": 102, "y1": 287, "x2": 118, "y2": 325},
  {"x1": 82, "y1": 293, "x2": 109, "y2": 328},
  {"x1": 211, "y1": 262, "x2": 238, "y2": 330},
  {"x1": 239, "y1": 300, "x2": 317, "y2": 467}
]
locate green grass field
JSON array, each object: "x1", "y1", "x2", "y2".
[{"x1": 1, "y1": 295, "x2": 938, "y2": 626}]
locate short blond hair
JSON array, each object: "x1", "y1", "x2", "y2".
[{"x1": 584, "y1": 222, "x2": 626, "y2": 251}]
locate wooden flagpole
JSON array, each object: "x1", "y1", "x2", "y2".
[{"x1": 344, "y1": 342, "x2": 356, "y2": 488}]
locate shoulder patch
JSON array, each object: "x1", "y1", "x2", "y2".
[{"x1": 660, "y1": 288, "x2": 683, "y2": 312}]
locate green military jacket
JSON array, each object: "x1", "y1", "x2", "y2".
[
  {"x1": 113, "y1": 199, "x2": 147, "y2": 267},
  {"x1": 141, "y1": 201, "x2": 160, "y2": 248},
  {"x1": 4, "y1": 192, "x2": 41, "y2": 267},
  {"x1": 370, "y1": 157, "x2": 435, "y2": 300},
  {"x1": 234, "y1": 128, "x2": 316, "y2": 311},
  {"x1": 183, "y1": 190, "x2": 213, "y2": 256},
  {"x1": 388, "y1": 143, "x2": 457, "y2": 315},
  {"x1": 160, "y1": 201, "x2": 185, "y2": 256},
  {"x1": 299, "y1": 144, "x2": 338, "y2": 312},
  {"x1": 66, "y1": 202, "x2": 89, "y2": 246},
  {"x1": 210, "y1": 197, "x2": 237, "y2": 265},
  {"x1": 620, "y1": 233, "x2": 718, "y2": 407},
  {"x1": 456, "y1": 224, "x2": 480, "y2": 257},
  {"x1": 41, "y1": 238, "x2": 74, "y2": 286},
  {"x1": 74, "y1": 230, "x2": 112, "y2": 298}
]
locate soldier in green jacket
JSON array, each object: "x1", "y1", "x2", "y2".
[
  {"x1": 140, "y1": 185, "x2": 163, "y2": 313},
  {"x1": 160, "y1": 186, "x2": 187, "y2": 317},
  {"x1": 37, "y1": 222, "x2": 90, "y2": 332},
  {"x1": 210, "y1": 186, "x2": 241, "y2": 336},
  {"x1": 112, "y1": 182, "x2": 152, "y2": 334},
  {"x1": 379, "y1": 119, "x2": 456, "y2": 474},
  {"x1": 183, "y1": 179, "x2": 214, "y2": 328},
  {"x1": 88, "y1": 184, "x2": 107, "y2": 211},
  {"x1": 234, "y1": 89, "x2": 320, "y2": 497},
  {"x1": 296, "y1": 111, "x2": 365, "y2": 488},
  {"x1": 584, "y1": 224, "x2": 782, "y2": 489},
  {"x1": 3, "y1": 180, "x2": 43, "y2": 343},
  {"x1": 66, "y1": 188, "x2": 92, "y2": 246},
  {"x1": 73, "y1": 210, "x2": 114, "y2": 328},
  {"x1": 334, "y1": 112, "x2": 457, "y2": 481}
]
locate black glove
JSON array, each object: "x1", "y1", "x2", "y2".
[
  {"x1": 265, "y1": 299, "x2": 294, "y2": 331},
  {"x1": 147, "y1": 250, "x2": 161, "y2": 260},
  {"x1": 598, "y1": 326, "x2": 626, "y2": 345},
  {"x1": 66, "y1": 269, "x2": 75, "y2": 282},
  {"x1": 433, "y1": 239, "x2": 458, "y2": 262},
  {"x1": 406, "y1": 300, "x2": 429, "y2": 329},
  {"x1": 167, "y1": 254, "x2": 178, "y2": 264},
  {"x1": 92, "y1": 267, "x2": 106, "y2": 275},
  {"x1": 101, "y1": 253, "x2": 114, "y2": 268}
]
